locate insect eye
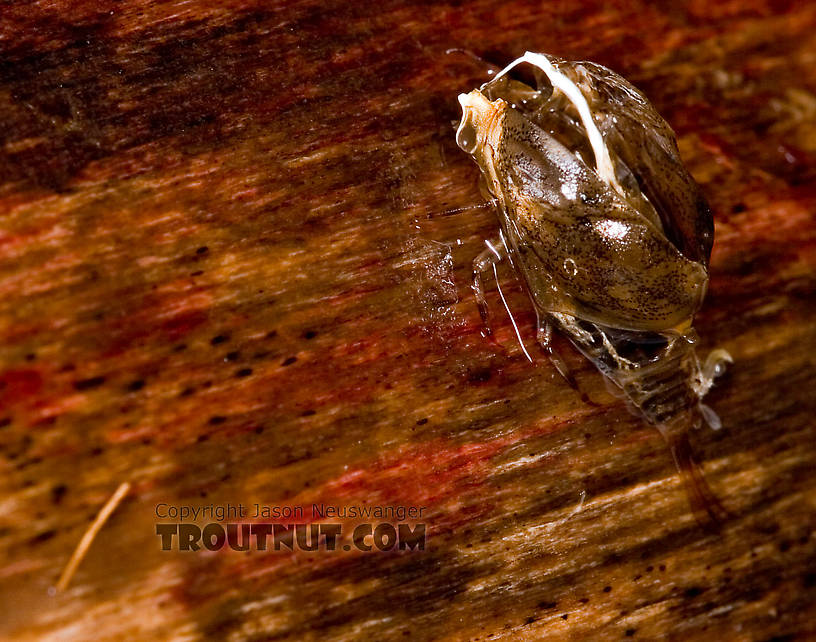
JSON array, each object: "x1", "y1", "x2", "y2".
[{"x1": 456, "y1": 116, "x2": 480, "y2": 154}]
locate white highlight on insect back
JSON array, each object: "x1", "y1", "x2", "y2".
[
  {"x1": 492, "y1": 51, "x2": 625, "y2": 200},
  {"x1": 594, "y1": 219, "x2": 629, "y2": 241}
]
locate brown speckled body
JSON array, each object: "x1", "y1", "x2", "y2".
[
  {"x1": 539, "y1": 60, "x2": 716, "y2": 265},
  {"x1": 458, "y1": 54, "x2": 731, "y2": 519},
  {"x1": 486, "y1": 103, "x2": 708, "y2": 331}
]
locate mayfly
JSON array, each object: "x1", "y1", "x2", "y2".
[{"x1": 456, "y1": 52, "x2": 732, "y2": 522}]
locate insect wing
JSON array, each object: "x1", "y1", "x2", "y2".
[
  {"x1": 553, "y1": 60, "x2": 715, "y2": 267},
  {"x1": 492, "y1": 106, "x2": 708, "y2": 332}
]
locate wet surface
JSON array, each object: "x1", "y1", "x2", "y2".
[{"x1": 1, "y1": 1, "x2": 815, "y2": 640}]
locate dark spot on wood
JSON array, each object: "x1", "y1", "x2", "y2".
[
  {"x1": 51, "y1": 484, "x2": 68, "y2": 505},
  {"x1": 225, "y1": 351, "x2": 240, "y2": 361},
  {"x1": 196, "y1": 246, "x2": 209, "y2": 254},
  {"x1": 603, "y1": 586, "x2": 611, "y2": 593},
  {"x1": 524, "y1": 616, "x2": 536, "y2": 624},
  {"x1": 191, "y1": 270, "x2": 204, "y2": 276},
  {"x1": 209, "y1": 416, "x2": 226, "y2": 425},
  {"x1": 467, "y1": 367, "x2": 492, "y2": 383},
  {"x1": 235, "y1": 368, "x2": 252, "y2": 377},
  {"x1": 180, "y1": 387, "x2": 194, "y2": 397},
  {"x1": 266, "y1": 330, "x2": 277, "y2": 339},
  {"x1": 282, "y1": 356, "x2": 297, "y2": 366},
  {"x1": 127, "y1": 379, "x2": 145, "y2": 391},
  {"x1": 211, "y1": 334, "x2": 229, "y2": 345},
  {"x1": 301, "y1": 409, "x2": 316, "y2": 416},
  {"x1": 561, "y1": 614, "x2": 568, "y2": 620},
  {"x1": 537, "y1": 601, "x2": 557, "y2": 609},
  {"x1": 684, "y1": 586, "x2": 703, "y2": 598},
  {"x1": 74, "y1": 376, "x2": 106, "y2": 390},
  {"x1": 197, "y1": 434, "x2": 209, "y2": 442},
  {"x1": 30, "y1": 529, "x2": 57, "y2": 544},
  {"x1": 417, "y1": 418, "x2": 428, "y2": 425},
  {"x1": 303, "y1": 330, "x2": 317, "y2": 339},
  {"x1": 625, "y1": 629, "x2": 636, "y2": 637},
  {"x1": 16, "y1": 456, "x2": 42, "y2": 470},
  {"x1": 0, "y1": 417, "x2": 10, "y2": 428},
  {"x1": 254, "y1": 426, "x2": 264, "y2": 434}
]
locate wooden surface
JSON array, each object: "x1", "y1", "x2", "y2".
[{"x1": 1, "y1": 1, "x2": 816, "y2": 640}]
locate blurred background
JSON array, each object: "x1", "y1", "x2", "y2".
[{"x1": 1, "y1": 1, "x2": 815, "y2": 639}]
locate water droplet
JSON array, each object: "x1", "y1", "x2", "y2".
[{"x1": 563, "y1": 258, "x2": 578, "y2": 276}]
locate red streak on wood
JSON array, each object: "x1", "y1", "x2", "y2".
[{"x1": 0, "y1": 369, "x2": 43, "y2": 406}]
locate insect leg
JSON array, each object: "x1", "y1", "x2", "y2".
[
  {"x1": 695, "y1": 347, "x2": 732, "y2": 431},
  {"x1": 701, "y1": 348, "x2": 733, "y2": 391},
  {"x1": 444, "y1": 48, "x2": 501, "y2": 75},
  {"x1": 472, "y1": 238, "x2": 506, "y2": 336},
  {"x1": 422, "y1": 199, "x2": 498, "y2": 220},
  {"x1": 473, "y1": 238, "x2": 534, "y2": 362},
  {"x1": 665, "y1": 430, "x2": 730, "y2": 527},
  {"x1": 536, "y1": 319, "x2": 600, "y2": 407}
]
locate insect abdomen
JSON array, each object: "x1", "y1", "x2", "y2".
[{"x1": 613, "y1": 341, "x2": 701, "y2": 429}]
